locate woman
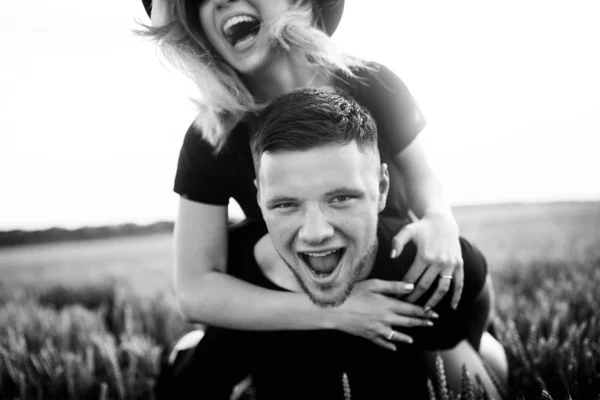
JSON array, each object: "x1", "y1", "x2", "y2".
[{"x1": 139, "y1": 1, "x2": 507, "y2": 395}]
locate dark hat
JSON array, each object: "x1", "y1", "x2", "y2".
[{"x1": 141, "y1": 0, "x2": 344, "y2": 36}]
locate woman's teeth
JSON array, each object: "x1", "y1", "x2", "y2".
[
  {"x1": 222, "y1": 15, "x2": 260, "y2": 48},
  {"x1": 223, "y1": 15, "x2": 256, "y2": 34}
]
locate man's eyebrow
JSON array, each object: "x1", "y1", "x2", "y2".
[
  {"x1": 324, "y1": 187, "x2": 364, "y2": 197},
  {"x1": 265, "y1": 195, "x2": 298, "y2": 206}
]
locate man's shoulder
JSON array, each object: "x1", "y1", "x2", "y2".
[
  {"x1": 371, "y1": 217, "x2": 417, "y2": 282},
  {"x1": 377, "y1": 216, "x2": 413, "y2": 241}
]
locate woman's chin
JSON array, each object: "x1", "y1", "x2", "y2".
[
  {"x1": 233, "y1": 52, "x2": 275, "y2": 77},
  {"x1": 223, "y1": 35, "x2": 274, "y2": 76}
]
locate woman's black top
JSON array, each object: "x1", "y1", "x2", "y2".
[{"x1": 173, "y1": 62, "x2": 427, "y2": 222}]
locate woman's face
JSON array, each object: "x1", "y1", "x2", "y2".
[{"x1": 199, "y1": 0, "x2": 295, "y2": 75}]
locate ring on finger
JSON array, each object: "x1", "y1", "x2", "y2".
[
  {"x1": 387, "y1": 330, "x2": 395, "y2": 341},
  {"x1": 441, "y1": 274, "x2": 453, "y2": 280}
]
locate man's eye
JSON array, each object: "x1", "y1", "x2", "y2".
[
  {"x1": 272, "y1": 203, "x2": 296, "y2": 210},
  {"x1": 332, "y1": 195, "x2": 353, "y2": 203}
]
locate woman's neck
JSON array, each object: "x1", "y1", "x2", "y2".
[{"x1": 244, "y1": 51, "x2": 334, "y2": 99}]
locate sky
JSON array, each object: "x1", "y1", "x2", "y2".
[{"x1": 1, "y1": 0, "x2": 599, "y2": 230}]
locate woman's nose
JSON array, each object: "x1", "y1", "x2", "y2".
[{"x1": 214, "y1": 0, "x2": 237, "y2": 8}]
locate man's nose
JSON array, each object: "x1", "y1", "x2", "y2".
[{"x1": 298, "y1": 206, "x2": 334, "y2": 245}]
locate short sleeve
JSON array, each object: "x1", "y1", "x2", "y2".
[
  {"x1": 173, "y1": 122, "x2": 232, "y2": 205},
  {"x1": 354, "y1": 62, "x2": 427, "y2": 156},
  {"x1": 374, "y1": 221, "x2": 489, "y2": 350},
  {"x1": 400, "y1": 238, "x2": 489, "y2": 350}
]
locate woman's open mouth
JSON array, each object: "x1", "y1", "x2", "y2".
[
  {"x1": 299, "y1": 248, "x2": 346, "y2": 284},
  {"x1": 222, "y1": 14, "x2": 261, "y2": 51}
]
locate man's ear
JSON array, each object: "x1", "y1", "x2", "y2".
[
  {"x1": 378, "y1": 163, "x2": 390, "y2": 213},
  {"x1": 254, "y1": 178, "x2": 261, "y2": 205}
]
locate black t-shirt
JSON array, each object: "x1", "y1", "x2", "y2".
[
  {"x1": 173, "y1": 62, "x2": 427, "y2": 222},
  {"x1": 207, "y1": 217, "x2": 489, "y2": 400}
]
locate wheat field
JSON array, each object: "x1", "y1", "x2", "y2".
[{"x1": 1, "y1": 202, "x2": 599, "y2": 399}]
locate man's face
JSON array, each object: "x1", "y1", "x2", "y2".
[{"x1": 256, "y1": 141, "x2": 389, "y2": 307}]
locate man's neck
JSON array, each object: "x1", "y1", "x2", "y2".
[{"x1": 355, "y1": 238, "x2": 379, "y2": 282}]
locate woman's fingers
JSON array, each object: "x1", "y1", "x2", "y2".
[
  {"x1": 372, "y1": 327, "x2": 414, "y2": 350},
  {"x1": 388, "y1": 313, "x2": 435, "y2": 329},
  {"x1": 372, "y1": 337, "x2": 397, "y2": 352},
  {"x1": 405, "y1": 266, "x2": 440, "y2": 303},
  {"x1": 450, "y1": 262, "x2": 464, "y2": 309},
  {"x1": 387, "y1": 330, "x2": 415, "y2": 345},
  {"x1": 362, "y1": 279, "x2": 415, "y2": 297},
  {"x1": 422, "y1": 266, "x2": 454, "y2": 310},
  {"x1": 399, "y1": 255, "x2": 428, "y2": 298},
  {"x1": 387, "y1": 298, "x2": 435, "y2": 318},
  {"x1": 390, "y1": 224, "x2": 414, "y2": 259}
]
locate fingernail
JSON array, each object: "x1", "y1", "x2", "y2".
[
  {"x1": 404, "y1": 283, "x2": 414, "y2": 291},
  {"x1": 452, "y1": 301, "x2": 459, "y2": 310},
  {"x1": 427, "y1": 310, "x2": 439, "y2": 319},
  {"x1": 391, "y1": 345, "x2": 397, "y2": 351},
  {"x1": 425, "y1": 321, "x2": 434, "y2": 327},
  {"x1": 390, "y1": 249, "x2": 397, "y2": 258},
  {"x1": 405, "y1": 337, "x2": 414, "y2": 344}
]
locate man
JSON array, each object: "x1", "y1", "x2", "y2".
[{"x1": 156, "y1": 87, "x2": 507, "y2": 400}]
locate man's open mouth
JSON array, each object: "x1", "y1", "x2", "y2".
[
  {"x1": 299, "y1": 248, "x2": 346, "y2": 280},
  {"x1": 222, "y1": 14, "x2": 261, "y2": 49}
]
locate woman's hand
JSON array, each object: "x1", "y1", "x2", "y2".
[
  {"x1": 331, "y1": 279, "x2": 438, "y2": 351},
  {"x1": 390, "y1": 211, "x2": 464, "y2": 311}
]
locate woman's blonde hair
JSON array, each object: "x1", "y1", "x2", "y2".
[{"x1": 138, "y1": 0, "x2": 370, "y2": 152}]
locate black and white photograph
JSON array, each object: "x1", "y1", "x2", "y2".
[{"x1": 1, "y1": 1, "x2": 599, "y2": 399}]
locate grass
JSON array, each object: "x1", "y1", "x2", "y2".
[
  {"x1": 0, "y1": 201, "x2": 599, "y2": 399},
  {"x1": 0, "y1": 281, "x2": 194, "y2": 400}
]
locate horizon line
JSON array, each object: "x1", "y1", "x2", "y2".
[{"x1": 2, "y1": 199, "x2": 599, "y2": 233}]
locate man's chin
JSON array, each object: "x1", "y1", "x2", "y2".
[
  {"x1": 302, "y1": 283, "x2": 353, "y2": 309},
  {"x1": 282, "y1": 255, "x2": 356, "y2": 308}
]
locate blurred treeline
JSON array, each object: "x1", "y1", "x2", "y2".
[{"x1": 0, "y1": 222, "x2": 174, "y2": 248}]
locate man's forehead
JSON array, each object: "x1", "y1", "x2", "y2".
[
  {"x1": 259, "y1": 141, "x2": 374, "y2": 172},
  {"x1": 257, "y1": 142, "x2": 379, "y2": 195}
]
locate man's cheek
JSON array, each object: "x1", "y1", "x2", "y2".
[
  {"x1": 263, "y1": 217, "x2": 284, "y2": 246},
  {"x1": 266, "y1": 218, "x2": 296, "y2": 256}
]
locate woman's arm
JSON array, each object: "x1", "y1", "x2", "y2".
[
  {"x1": 389, "y1": 132, "x2": 465, "y2": 310},
  {"x1": 392, "y1": 132, "x2": 453, "y2": 221},
  {"x1": 174, "y1": 197, "x2": 327, "y2": 330},
  {"x1": 174, "y1": 197, "x2": 432, "y2": 349}
]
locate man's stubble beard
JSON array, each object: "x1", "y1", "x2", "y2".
[{"x1": 277, "y1": 239, "x2": 378, "y2": 309}]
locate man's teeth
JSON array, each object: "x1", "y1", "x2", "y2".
[
  {"x1": 223, "y1": 15, "x2": 257, "y2": 35},
  {"x1": 305, "y1": 250, "x2": 337, "y2": 257},
  {"x1": 301, "y1": 249, "x2": 344, "y2": 278}
]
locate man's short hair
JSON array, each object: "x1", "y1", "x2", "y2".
[{"x1": 250, "y1": 87, "x2": 378, "y2": 170}]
